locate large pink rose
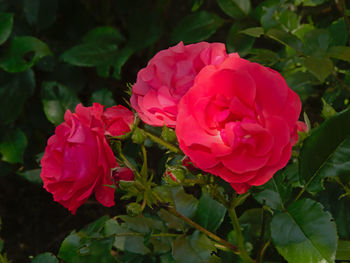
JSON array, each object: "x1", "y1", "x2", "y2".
[
  {"x1": 176, "y1": 56, "x2": 302, "y2": 194},
  {"x1": 40, "y1": 103, "x2": 118, "y2": 213},
  {"x1": 130, "y1": 41, "x2": 230, "y2": 127}
]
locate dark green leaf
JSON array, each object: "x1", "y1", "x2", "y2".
[
  {"x1": 0, "y1": 13, "x2": 13, "y2": 45},
  {"x1": 328, "y1": 46, "x2": 350, "y2": 62},
  {"x1": 31, "y1": 252, "x2": 58, "y2": 263},
  {"x1": 239, "y1": 208, "x2": 264, "y2": 238},
  {"x1": 0, "y1": 36, "x2": 51, "y2": 73},
  {"x1": 19, "y1": 169, "x2": 42, "y2": 184},
  {"x1": 172, "y1": 231, "x2": 217, "y2": 263},
  {"x1": 194, "y1": 193, "x2": 226, "y2": 232},
  {"x1": 239, "y1": 27, "x2": 264, "y2": 37},
  {"x1": 191, "y1": 0, "x2": 204, "y2": 11},
  {"x1": 41, "y1": 81, "x2": 80, "y2": 126},
  {"x1": 171, "y1": 11, "x2": 224, "y2": 44},
  {"x1": 112, "y1": 46, "x2": 134, "y2": 79},
  {"x1": 303, "y1": 29, "x2": 330, "y2": 55},
  {"x1": 171, "y1": 186, "x2": 198, "y2": 218},
  {"x1": 226, "y1": 23, "x2": 255, "y2": 56},
  {"x1": 303, "y1": 56, "x2": 333, "y2": 82},
  {"x1": 114, "y1": 235, "x2": 151, "y2": 255},
  {"x1": 300, "y1": 108, "x2": 350, "y2": 193},
  {"x1": 0, "y1": 128, "x2": 27, "y2": 164},
  {"x1": 277, "y1": 10, "x2": 299, "y2": 32},
  {"x1": 82, "y1": 215, "x2": 110, "y2": 236},
  {"x1": 247, "y1": 49, "x2": 280, "y2": 66},
  {"x1": 58, "y1": 231, "x2": 115, "y2": 263},
  {"x1": 336, "y1": 240, "x2": 350, "y2": 260},
  {"x1": 118, "y1": 215, "x2": 164, "y2": 234},
  {"x1": 61, "y1": 42, "x2": 118, "y2": 67},
  {"x1": 329, "y1": 19, "x2": 347, "y2": 46},
  {"x1": 265, "y1": 28, "x2": 303, "y2": 52},
  {"x1": 158, "y1": 209, "x2": 184, "y2": 231},
  {"x1": 271, "y1": 198, "x2": 337, "y2": 263},
  {"x1": 0, "y1": 69, "x2": 35, "y2": 124},
  {"x1": 90, "y1": 89, "x2": 116, "y2": 108},
  {"x1": 295, "y1": 0, "x2": 327, "y2": 6},
  {"x1": 83, "y1": 26, "x2": 124, "y2": 44},
  {"x1": 217, "y1": 0, "x2": 251, "y2": 19}
]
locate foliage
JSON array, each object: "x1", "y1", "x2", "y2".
[{"x1": 0, "y1": 0, "x2": 349, "y2": 263}]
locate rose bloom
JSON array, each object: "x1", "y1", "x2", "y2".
[
  {"x1": 40, "y1": 103, "x2": 119, "y2": 213},
  {"x1": 176, "y1": 55, "x2": 302, "y2": 194},
  {"x1": 102, "y1": 105, "x2": 135, "y2": 136},
  {"x1": 130, "y1": 41, "x2": 230, "y2": 128}
]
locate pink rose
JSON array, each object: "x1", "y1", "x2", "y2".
[
  {"x1": 176, "y1": 56, "x2": 302, "y2": 194},
  {"x1": 102, "y1": 105, "x2": 134, "y2": 136},
  {"x1": 130, "y1": 41, "x2": 230, "y2": 128},
  {"x1": 40, "y1": 103, "x2": 118, "y2": 214},
  {"x1": 112, "y1": 167, "x2": 134, "y2": 186}
]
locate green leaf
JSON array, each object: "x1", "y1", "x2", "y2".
[
  {"x1": 83, "y1": 26, "x2": 124, "y2": 44},
  {"x1": 0, "y1": 69, "x2": 35, "y2": 124},
  {"x1": 194, "y1": 193, "x2": 226, "y2": 232},
  {"x1": 61, "y1": 42, "x2": 118, "y2": 67},
  {"x1": 277, "y1": 9, "x2": 299, "y2": 32},
  {"x1": 217, "y1": 0, "x2": 251, "y2": 19},
  {"x1": 191, "y1": 0, "x2": 204, "y2": 11},
  {"x1": 328, "y1": 46, "x2": 350, "y2": 62},
  {"x1": 303, "y1": 56, "x2": 333, "y2": 82},
  {"x1": 336, "y1": 240, "x2": 350, "y2": 260},
  {"x1": 226, "y1": 23, "x2": 255, "y2": 56},
  {"x1": 239, "y1": 27, "x2": 264, "y2": 37},
  {"x1": 171, "y1": 186, "x2": 198, "y2": 219},
  {"x1": 265, "y1": 28, "x2": 303, "y2": 52},
  {"x1": 112, "y1": 47, "x2": 134, "y2": 79},
  {"x1": 31, "y1": 252, "x2": 58, "y2": 263},
  {"x1": 0, "y1": 36, "x2": 51, "y2": 73},
  {"x1": 247, "y1": 49, "x2": 280, "y2": 66},
  {"x1": 303, "y1": 29, "x2": 330, "y2": 55},
  {"x1": 170, "y1": 11, "x2": 224, "y2": 44},
  {"x1": 90, "y1": 89, "x2": 116, "y2": 108},
  {"x1": 41, "y1": 81, "x2": 80, "y2": 126},
  {"x1": 329, "y1": 19, "x2": 347, "y2": 46},
  {"x1": 271, "y1": 198, "x2": 337, "y2": 263},
  {"x1": 19, "y1": 169, "x2": 42, "y2": 184},
  {"x1": 0, "y1": 13, "x2": 13, "y2": 45},
  {"x1": 172, "y1": 231, "x2": 217, "y2": 263},
  {"x1": 0, "y1": 128, "x2": 27, "y2": 164},
  {"x1": 295, "y1": 0, "x2": 326, "y2": 6},
  {"x1": 239, "y1": 208, "x2": 265, "y2": 238},
  {"x1": 300, "y1": 108, "x2": 350, "y2": 193},
  {"x1": 59, "y1": 231, "x2": 115, "y2": 263}
]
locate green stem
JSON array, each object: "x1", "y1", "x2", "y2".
[
  {"x1": 140, "y1": 144, "x2": 148, "y2": 177},
  {"x1": 339, "y1": 0, "x2": 350, "y2": 45},
  {"x1": 258, "y1": 239, "x2": 271, "y2": 263},
  {"x1": 228, "y1": 206, "x2": 256, "y2": 263},
  {"x1": 166, "y1": 206, "x2": 239, "y2": 253},
  {"x1": 140, "y1": 129, "x2": 181, "y2": 153}
]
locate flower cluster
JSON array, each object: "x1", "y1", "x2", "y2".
[
  {"x1": 41, "y1": 41, "x2": 303, "y2": 213},
  {"x1": 40, "y1": 103, "x2": 134, "y2": 213},
  {"x1": 131, "y1": 41, "x2": 303, "y2": 194}
]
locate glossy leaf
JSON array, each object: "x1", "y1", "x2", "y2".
[
  {"x1": 265, "y1": 28, "x2": 303, "y2": 52},
  {"x1": 41, "y1": 81, "x2": 80, "y2": 126},
  {"x1": 271, "y1": 198, "x2": 337, "y2": 263},
  {"x1": 0, "y1": 36, "x2": 51, "y2": 73},
  {"x1": 303, "y1": 56, "x2": 333, "y2": 82},
  {"x1": 0, "y1": 69, "x2": 35, "y2": 124},
  {"x1": 61, "y1": 42, "x2": 118, "y2": 67},
  {"x1": 328, "y1": 46, "x2": 350, "y2": 62},
  {"x1": 172, "y1": 231, "x2": 217, "y2": 263},
  {"x1": 217, "y1": 0, "x2": 251, "y2": 19},
  {"x1": 226, "y1": 23, "x2": 255, "y2": 56},
  {"x1": 239, "y1": 27, "x2": 264, "y2": 37},
  {"x1": 0, "y1": 128, "x2": 27, "y2": 164},
  {"x1": 194, "y1": 193, "x2": 226, "y2": 232},
  {"x1": 171, "y1": 186, "x2": 198, "y2": 219},
  {"x1": 300, "y1": 108, "x2": 350, "y2": 193},
  {"x1": 0, "y1": 13, "x2": 13, "y2": 45},
  {"x1": 171, "y1": 11, "x2": 224, "y2": 44},
  {"x1": 31, "y1": 252, "x2": 58, "y2": 263}
]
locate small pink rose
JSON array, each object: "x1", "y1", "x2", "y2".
[
  {"x1": 102, "y1": 105, "x2": 134, "y2": 137},
  {"x1": 112, "y1": 167, "x2": 134, "y2": 186}
]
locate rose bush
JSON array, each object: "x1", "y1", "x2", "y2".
[
  {"x1": 176, "y1": 55, "x2": 302, "y2": 193},
  {"x1": 40, "y1": 103, "x2": 123, "y2": 213},
  {"x1": 130, "y1": 41, "x2": 230, "y2": 127}
]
